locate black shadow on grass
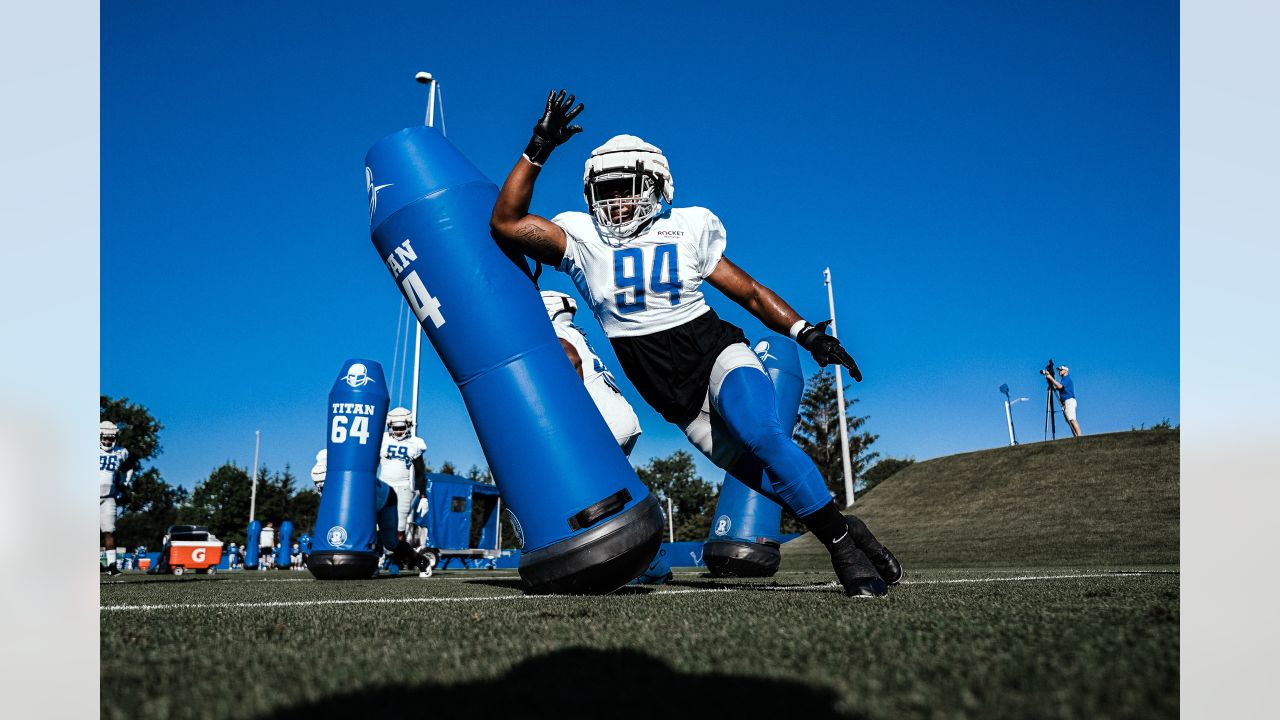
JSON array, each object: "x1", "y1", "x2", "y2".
[{"x1": 266, "y1": 647, "x2": 860, "y2": 720}]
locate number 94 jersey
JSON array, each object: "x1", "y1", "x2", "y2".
[{"x1": 553, "y1": 207, "x2": 727, "y2": 338}]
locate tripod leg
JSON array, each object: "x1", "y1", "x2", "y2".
[{"x1": 1050, "y1": 389, "x2": 1057, "y2": 439}]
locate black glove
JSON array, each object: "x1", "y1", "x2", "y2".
[
  {"x1": 796, "y1": 321, "x2": 863, "y2": 381},
  {"x1": 523, "y1": 89, "x2": 584, "y2": 166}
]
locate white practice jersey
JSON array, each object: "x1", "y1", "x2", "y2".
[
  {"x1": 553, "y1": 207, "x2": 727, "y2": 338},
  {"x1": 379, "y1": 433, "x2": 427, "y2": 486},
  {"x1": 551, "y1": 320, "x2": 642, "y2": 444},
  {"x1": 99, "y1": 446, "x2": 129, "y2": 498}
]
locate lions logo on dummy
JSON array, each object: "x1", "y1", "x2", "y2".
[
  {"x1": 99, "y1": 421, "x2": 131, "y2": 576},
  {"x1": 490, "y1": 91, "x2": 901, "y2": 598},
  {"x1": 541, "y1": 290, "x2": 642, "y2": 456}
]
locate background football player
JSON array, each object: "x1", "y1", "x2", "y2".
[
  {"x1": 541, "y1": 290, "x2": 643, "y2": 456},
  {"x1": 377, "y1": 407, "x2": 430, "y2": 574},
  {"x1": 99, "y1": 421, "x2": 133, "y2": 576},
  {"x1": 490, "y1": 90, "x2": 901, "y2": 597}
]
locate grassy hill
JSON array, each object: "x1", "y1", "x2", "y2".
[{"x1": 782, "y1": 429, "x2": 1179, "y2": 570}]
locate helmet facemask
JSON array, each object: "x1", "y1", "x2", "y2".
[
  {"x1": 587, "y1": 166, "x2": 663, "y2": 243},
  {"x1": 100, "y1": 421, "x2": 119, "y2": 451},
  {"x1": 386, "y1": 407, "x2": 413, "y2": 440},
  {"x1": 582, "y1": 135, "x2": 674, "y2": 246}
]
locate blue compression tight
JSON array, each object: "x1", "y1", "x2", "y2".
[{"x1": 715, "y1": 366, "x2": 833, "y2": 519}]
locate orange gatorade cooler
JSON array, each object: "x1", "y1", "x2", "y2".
[
  {"x1": 138, "y1": 558, "x2": 152, "y2": 570},
  {"x1": 168, "y1": 540, "x2": 223, "y2": 576}
]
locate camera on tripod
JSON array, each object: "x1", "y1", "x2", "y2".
[{"x1": 1040, "y1": 358, "x2": 1061, "y2": 439}]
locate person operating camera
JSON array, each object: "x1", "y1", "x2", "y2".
[{"x1": 1041, "y1": 364, "x2": 1081, "y2": 437}]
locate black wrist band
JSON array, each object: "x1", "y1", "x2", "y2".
[{"x1": 524, "y1": 135, "x2": 554, "y2": 166}]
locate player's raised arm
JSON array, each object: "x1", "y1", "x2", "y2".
[
  {"x1": 490, "y1": 89, "x2": 584, "y2": 266},
  {"x1": 707, "y1": 257, "x2": 863, "y2": 381}
]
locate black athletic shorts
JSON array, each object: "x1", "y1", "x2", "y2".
[{"x1": 609, "y1": 308, "x2": 748, "y2": 426}]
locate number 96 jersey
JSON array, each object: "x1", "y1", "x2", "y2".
[
  {"x1": 99, "y1": 446, "x2": 129, "y2": 498},
  {"x1": 553, "y1": 207, "x2": 727, "y2": 338}
]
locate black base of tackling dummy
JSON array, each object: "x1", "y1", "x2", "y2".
[
  {"x1": 703, "y1": 539, "x2": 782, "y2": 578},
  {"x1": 520, "y1": 494, "x2": 665, "y2": 594},
  {"x1": 308, "y1": 551, "x2": 380, "y2": 580}
]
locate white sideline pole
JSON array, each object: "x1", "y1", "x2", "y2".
[
  {"x1": 825, "y1": 268, "x2": 855, "y2": 507},
  {"x1": 248, "y1": 430, "x2": 261, "y2": 522},
  {"x1": 667, "y1": 497, "x2": 674, "y2": 543},
  {"x1": 410, "y1": 72, "x2": 439, "y2": 429},
  {"x1": 1004, "y1": 400, "x2": 1016, "y2": 446},
  {"x1": 495, "y1": 498, "x2": 502, "y2": 550}
]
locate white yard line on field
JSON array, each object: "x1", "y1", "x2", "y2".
[{"x1": 100, "y1": 570, "x2": 1171, "y2": 613}]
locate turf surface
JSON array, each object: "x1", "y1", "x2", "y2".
[{"x1": 101, "y1": 567, "x2": 1177, "y2": 719}]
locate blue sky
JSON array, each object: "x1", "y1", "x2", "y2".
[{"x1": 102, "y1": 1, "x2": 1178, "y2": 491}]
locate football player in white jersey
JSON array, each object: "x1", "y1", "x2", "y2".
[
  {"x1": 491, "y1": 91, "x2": 901, "y2": 597},
  {"x1": 309, "y1": 448, "x2": 327, "y2": 492},
  {"x1": 99, "y1": 421, "x2": 131, "y2": 576},
  {"x1": 378, "y1": 407, "x2": 430, "y2": 573},
  {"x1": 541, "y1": 290, "x2": 642, "y2": 456}
]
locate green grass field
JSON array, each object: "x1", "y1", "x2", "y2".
[
  {"x1": 102, "y1": 567, "x2": 1177, "y2": 720},
  {"x1": 102, "y1": 430, "x2": 1179, "y2": 719}
]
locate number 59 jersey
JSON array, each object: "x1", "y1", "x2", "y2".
[
  {"x1": 553, "y1": 207, "x2": 727, "y2": 339},
  {"x1": 378, "y1": 433, "x2": 427, "y2": 487}
]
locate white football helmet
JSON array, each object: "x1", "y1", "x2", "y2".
[
  {"x1": 387, "y1": 407, "x2": 413, "y2": 440},
  {"x1": 583, "y1": 134, "x2": 673, "y2": 243},
  {"x1": 540, "y1": 290, "x2": 577, "y2": 323},
  {"x1": 310, "y1": 449, "x2": 327, "y2": 489},
  {"x1": 100, "y1": 421, "x2": 119, "y2": 451}
]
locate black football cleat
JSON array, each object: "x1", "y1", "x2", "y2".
[
  {"x1": 105, "y1": 563, "x2": 122, "y2": 577},
  {"x1": 830, "y1": 542, "x2": 889, "y2": 598},
  {"x1": 845, "y1": 515, "x2": 903, "y2": 586}
]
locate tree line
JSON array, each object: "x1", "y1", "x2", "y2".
[{"x1": 106, "y1": 369, "x2": 915, "y2": 548}]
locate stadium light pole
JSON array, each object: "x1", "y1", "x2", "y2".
[
  {"x1": 408, "y1": 71, "x2": 439, "y2": 429},
  {"x1": 248, "y1": 430, "x2": 261, "y2": 522},
  {"x1": 825, "y1": 268, "x2": 855, "y2": 507}
]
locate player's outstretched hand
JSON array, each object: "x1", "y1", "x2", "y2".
[
  {"x1": 524, "y1": 89, "x2": 584, "y2": 166},
  {"x1": 797, "y1": 321, "x2": 863, "y2": 381}
]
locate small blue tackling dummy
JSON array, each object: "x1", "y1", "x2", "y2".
[
  {"x1": 308, "y1": 360, "x2": 389, "y2": 580},
  {"x1": 244, "y1": 520, "x2": 261, "y2": 570},
  {"x1": 703, "y1": 337, "x2": 805, "y2": 577}
]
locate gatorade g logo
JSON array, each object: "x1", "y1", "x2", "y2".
[
  {"x1": 344, "y1": 364, "x2": 373, "y2": 388},
  {"x1": 505, "y1": 508, "x2": 525, "y2": 549},
  {"x1": 192, "y1": 548, "x2": 207, "y2": 563},
  {"x1": 714, "y1": 515, "x2": 731, "y2": 537},
  {"x1": 327, "y1": 526, "x2": 349, "y2": 547}
]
